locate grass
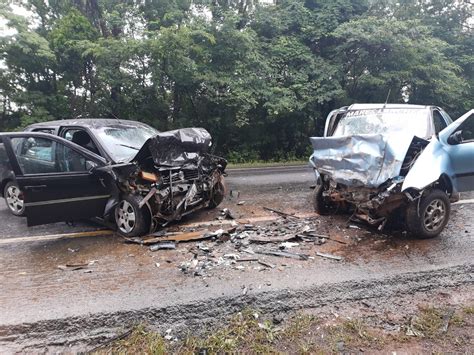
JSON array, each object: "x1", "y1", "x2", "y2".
[
  {"x1": 327, "y1": 318, "x2": 384, "y2": 351},
  {"x1": 463, "y1": 306, "x2": 474, "y2": 314},
  {"x1": 96, "y1": 324, "x2": 167, "y2": 354},
  {"x1": 95, "y1": 303, "x2": 473, "y2": 354}
]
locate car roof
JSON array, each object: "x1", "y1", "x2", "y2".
[
  {"x1": 348, "y1": 103, "x2": 432, "y2": 110},
  {"x1": 27, "y1": 118, "x2": 154, "y2": 129}
]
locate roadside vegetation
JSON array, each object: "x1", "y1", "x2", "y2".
[
  {"x1": 1, "y1": 1, "x2": 472, "y2": 162},
  {"x1": 95, "y1": 303, "x2": 473, "y2": 354}
]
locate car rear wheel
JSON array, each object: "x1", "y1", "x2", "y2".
[
  {"x1": 4, "y1": 181, "x2": 25, "y2": 216},
  {"x1": 406, "y1": 189, "x2": 450, "y2": 239},
  {"x1": 115, "y1": 195, "x2": 150, "y2": 237}
]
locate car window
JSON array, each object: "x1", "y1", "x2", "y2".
[
  {"x1": 63, "y1": 129, "x2": 101, "y2": 156},
  {"x1": 457, "y1": 113, "x2": 474, "y2": 143},
  {"x1": 433, "y1": 110, "x2": 448, "y2": 134},
  {"x1": 10, "y1": 137, "x2": 89, "y2": 174},
  {"x1": 91, "y1": 124, "x2": 159, "y2": 162}
]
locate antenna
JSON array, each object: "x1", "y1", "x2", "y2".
[
  {"x1": 383, "y1": 88, "x2": 391, "y2": 107},
  {"x1": 96, "y1": 101, "x2": 121, "y2": 122}
]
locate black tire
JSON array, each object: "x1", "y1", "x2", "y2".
[
  {"x1": 114, "y1": 194, "x2": 151, "y2": 237},
  {"x1": 312, "y1": 183, "x2": 331, "y2": 215},
  {"x1": 4, "y1": 181, "x2": 26, "y2": 216},
  {"x1": 406, "y1": 189, "x2": 450, "y2": 239},
  {"x1": 208, "y1": 178, "x2": 226, "y2": 209}
]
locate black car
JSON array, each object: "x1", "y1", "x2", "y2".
[{"x1": 0, "y1": 119, "x2": 227, "y2": 237}]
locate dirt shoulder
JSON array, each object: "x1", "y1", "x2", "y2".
[{"x1": 96, "y1": 284, "x2": 474, "y2": 354}]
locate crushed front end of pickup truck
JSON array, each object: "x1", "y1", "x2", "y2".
[
  {"x1": 309, "y1": 134, "x2": 430, "y2": 230},
  {"x1": 104, "y1": 128, "x2": 227, "y2": 232}
]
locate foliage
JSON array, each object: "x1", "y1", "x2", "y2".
[{"x1": 0, "y1": 0, "x2": 472, "y2": 159}]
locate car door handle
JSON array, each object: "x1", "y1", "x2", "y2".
[{"x1": 24, "y1": 185, "x2": 48, "y2": 190}]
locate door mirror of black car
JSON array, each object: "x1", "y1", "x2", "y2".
[
  {"x1": 85, "y1": 160, "x2": 98, "y2": 172},
  {"x1": 447, "y1": 130, "x2": 463, "y2": 145}
]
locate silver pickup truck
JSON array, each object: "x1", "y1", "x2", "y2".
[{"x1": 309, "y1": 104, "x2": 474, "y2": 238}]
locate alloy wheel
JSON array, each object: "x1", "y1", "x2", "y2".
[
  {"x1": 116, "y1": 200, "x2": 136, "y2": 234},
  {"x1": 6, "y1": 185, "x2": 24, "y2": 214},
  {"x1": 423, "y1": 198, "x2": 447, "y2": 232}
]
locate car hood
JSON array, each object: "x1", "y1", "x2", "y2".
[
  {"x1": 309, "y1": 133, "x2": 424, "y2": 188},
  {"x1": 131, "y1": 127, "x2": 213, "y2": 167}
]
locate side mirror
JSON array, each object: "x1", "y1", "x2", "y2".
[
  {"x1": 86, "y1": 160, "x2": 98, "y2": 172},
  {"x1": 447, "y1": 130, "x2": 463, "y2": 145}
]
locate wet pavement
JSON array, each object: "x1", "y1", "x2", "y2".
[{"x1": 0, "y1": 165, "x2": 473, "y2": 351}]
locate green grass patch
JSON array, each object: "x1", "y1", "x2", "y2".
[{"x1": 227, "y1": 160, "x2": 308, "y2": 169}]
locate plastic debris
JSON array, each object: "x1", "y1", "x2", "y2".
[
  {"x1": 316, "y1": 252, "x2": 344, "y2": 261},
  {"x1": 149, "y1": 241, "x2": 177, "y2": 251}
]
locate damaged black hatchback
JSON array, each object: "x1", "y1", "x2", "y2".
[{"x1": 0, "y1": 120, "x2": 227, "y2": 237}]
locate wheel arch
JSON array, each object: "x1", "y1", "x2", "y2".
[
  {"x1": 435, "y1": 173, "x2": 454, "y2": 195},
  {"x1": 0, "y1": 178, "x2": 14, "y2": 198}
]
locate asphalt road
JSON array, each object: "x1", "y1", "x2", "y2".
[{"x1": 0, "y1": 165, "x2": 472, "y2": 352}]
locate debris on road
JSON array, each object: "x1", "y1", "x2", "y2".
[
  {"x1": 219, "y1": 208, "x2": 235, "y2": 220},
  {"x1": 57, "y1": 261, "x2": 96, "y2": 271},
  {"x1": 263, "y1": 207, "x2": 300, "y2": 219},
  {"x1": 258, "y1": 260, "x2": 276, "y2": 268},
  {"x1": 120, "y1": 214, "x2": 355, "y2": 277},
  {"x1": 316, "y1": 252, "x2": 344, "y2": 261},
  {"x1": 249, "y1": 234, "x2": 297, "y2": 243},
  {"x1": 279, "y1": 242, "x2": 299, "y2": 249},
  {"x1": 149, "y1": 241, "x2": 177, "y2": 251},
  {"x1": 255, "y1": 249, "x2": 309, "y2": 260}
]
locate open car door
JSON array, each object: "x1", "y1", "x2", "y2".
[
  {"x1": 440, "y1": 110, "x2": 474, "y2": 192},
  {"x1": 1, "y1": 132, "x2": 112, "y2": 226}
]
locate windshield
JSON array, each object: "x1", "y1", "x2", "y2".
[
  {"x1": 332, "y1": 108, "x2": 431, "y2": 138},
  {"x1": 92, "y1": 123, "x2": 159, "y2": 162}
]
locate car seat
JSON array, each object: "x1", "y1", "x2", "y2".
[{"x1": 71, "y1": 131, "x2": 100, "y2": 156}]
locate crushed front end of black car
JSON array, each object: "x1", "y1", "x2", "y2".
[{"x1": 102, "y1": 128, "x2": 227, "y2": 235}]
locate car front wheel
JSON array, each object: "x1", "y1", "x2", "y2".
[
  {"x1": 406, "y1": 189, "x2": 450, "y2": 239},
  {"x1": 208, "y1": 178, "x2": 226, "y2": 209},
  {"x1": 4, "y1": 181, "x2": 25, "y2": 216},
  {"x1": 115, "y1": 195, "x2": 151, "y2": 237}
]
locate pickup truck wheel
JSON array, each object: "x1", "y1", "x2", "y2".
[
  {"x1": 406, "y1": 189, "x2": 450, "y2": 239},
  {"x1": 115, "y1": 195, "x2": 150, "y2": 237},
  {"x1": 312, "y1": 184, "x2": 332, "y2": 215},
  {"x1": 208, "y1": 179, "x2": 226, "y2": 209},
  {"x1": 4, "y1": 181, "x2": 25, "y2": 216}
]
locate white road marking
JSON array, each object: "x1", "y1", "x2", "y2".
[
  {"x1": 0, "y1": 230, "x2": 114, "y2": 245},
  {"x1": 453, "y1": 199, "x2": 474, "y2": 205}
]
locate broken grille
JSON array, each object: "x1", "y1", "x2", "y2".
[{"x1": 162, "y1": 169, "x2": 199, "y2": 184}]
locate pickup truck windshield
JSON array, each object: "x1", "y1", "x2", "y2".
[
  {"x1": 332, "y1": 108, "x2": 431, "y2": 138},
  {"x1": 92, "y1": 124, "x2": 159, "y2": 162}
]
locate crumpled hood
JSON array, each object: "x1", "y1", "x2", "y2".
[
  {"x1": 309, "y1": 133, "x2": 418, "y2": 188},
  {"x1": 132, "y1": 127, "x2": 212, "y2": 167}
]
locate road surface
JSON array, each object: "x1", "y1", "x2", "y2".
[{"x1": 0, "y1": 165, "x2": 472, "y2": 352}]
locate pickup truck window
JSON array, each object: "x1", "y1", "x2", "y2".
[
  {"x1": 433, "y1": 110, "x2": 448, "y2": 134},
  {"x1": 332, "y1": 108, "x2": 431, "y2": 138}
]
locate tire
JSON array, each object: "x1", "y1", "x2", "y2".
[
  {"x1": 406, "y1": 189, "x2": 450, "y2": 239},
  {"x1": 115, "y1": 194, "x2": 151, "y2": 237},
  {"x1": 208, "y1": 178, "x2": 226, "y2": 209},
  {"x1": 4, "y1": 181, "x2": 25, "y2": 216},
  {"x1": 312, "y1": 183, "x2": 330, "y2": 215}
]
